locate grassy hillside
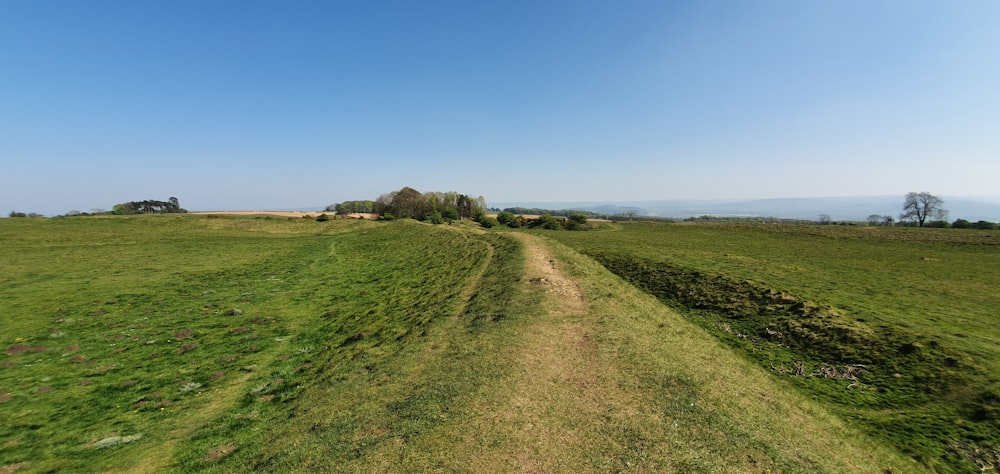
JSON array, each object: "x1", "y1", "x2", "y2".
[
  {"x1": 2, "y1": 216, "x2": 919, "y2": 472},
  {"x1": 545, "y1": 222, "x2": 1000, "y2": 472}
]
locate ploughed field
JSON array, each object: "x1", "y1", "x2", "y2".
[{"x1": 0, "y1": 215, "x2": 992, "y2": 472}]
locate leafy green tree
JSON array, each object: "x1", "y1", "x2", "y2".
[
  {"x1": 441, "y1": 208, "x2": 460, "y2": 222},
  {"x1": 427, "y1": 210, "x2": 445, "y2": 225}
]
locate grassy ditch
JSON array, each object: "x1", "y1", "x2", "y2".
[{"x1": 547, "y1": 223, "x2": 1000, "y2": 473}]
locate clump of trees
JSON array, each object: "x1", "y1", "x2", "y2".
[
  {"x1": 326, "y1": 200, "x2": 375, "y2": 214},
  {"x1": 8, "y1": 211, "x2": 44, "y2": 218},
  {"x1": 353, "y1": 187, "x2": 594, "y2": 231},
  {"x1": 493, "y1": 212, "x2": 589, "y2": 230},
  {"x1": 112, "y1": 197, "x2": 186, "y2": 215},
  {"x1": 372, "y1": 187, "x2": 486, "y2": 222},
  {"x1": 951, "y1": 219, "x2": 998, "y2": 230},
  {"x1": 866, "y1": 214, "x2": 896, "y2": 226},
  {"x1": 501, "y1": 207, "x2": 598, "y2": 218}
]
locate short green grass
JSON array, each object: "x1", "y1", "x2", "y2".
[
  {"x1": 0, "y1": 216, "x2": 933, "y2": 472},
  {"x1": 0, "y1": 216, "x2": 536, "y2": 472},
  {"x1": 546, "y1": 222, "x2": 1000, "y2": 472},
  {"x1": 168, "y1": 225, "x2": 528, "y2": 472},
  {"x1": 0, "y1": 215, "x2": 377, "y2": 471}
]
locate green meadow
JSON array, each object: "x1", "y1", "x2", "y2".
[
  {"x1": 1, "y1": 216, "x2": 994, "y2": 472},
  {"x1": 546, "y1": 222, "x2": 1000, "y2": 473}
]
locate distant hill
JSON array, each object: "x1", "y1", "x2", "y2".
[{"x1": 492, "y1": 196, "x2": 1000, "y2": 222}]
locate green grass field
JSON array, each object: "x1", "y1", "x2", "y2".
[
  {"x1": 546, "y1": 222, "x2": 1000, "y2": 473},
  {"x1": 3, "y1": 216, "x2": 987, "y2": 472}
]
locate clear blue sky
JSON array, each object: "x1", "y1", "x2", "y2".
[{"x1": 2, "y1": 1, "x2": 998, "y2": 215}]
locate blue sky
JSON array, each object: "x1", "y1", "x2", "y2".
[{"x1": 2, "y1": 1, "x2": 998, "y2": 215}]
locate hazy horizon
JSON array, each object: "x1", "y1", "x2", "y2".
[{"x1": 3, "y1": 1, "x2": 998, "y2": 216}]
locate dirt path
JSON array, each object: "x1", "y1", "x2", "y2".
[{"x1": 464, "y1": 234, "x2": 636, "y2": 472}]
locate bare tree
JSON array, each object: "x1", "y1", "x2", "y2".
[
  {"x1": 818, "y1": 214, "x2": 831, "y2": 225},
  {"x1": 901, "y1": 192, "x2": 946, "y2": 227}
]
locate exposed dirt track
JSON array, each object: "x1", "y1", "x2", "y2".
[{"x1": 461, "y1": 234, "x2": 641, "y2": 472}]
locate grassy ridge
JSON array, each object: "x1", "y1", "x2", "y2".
[
  {"x1": 169, "y1": 225, "x2": 529, "y2": 471},
  {"x1": 545, "y1": 222, "x2": 1000, "y2": 472},
  {"x1": 533, "y1": 236, "x2": 915, "y2": 472}
]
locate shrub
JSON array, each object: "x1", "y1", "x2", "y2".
[
  {"x1": 479, "y1": 216, "x2": 499, "y2": 229},
  {"x1": 316, "y1": 213, "x2": 330, "y2": 222},
  {"x1": 952, "y1": 219, "x2": 971, "y2": 229},
  {"x1": 442, "y1": 208, "x2": 460, "y2": 222},
  {"x1": 565, "y1": 213, "x2": 588, "y2": 230},
  {"x1": 531, "y1": 214, "x2": 563, "y2": 230},
  {"x1": 496, "y1": 211, "x2": 515, "y2": 225},
  {"x1": 974, "y1": 220, "x2": 998, "y2": 230},
  {"x1": 472, "y1": 209, "x2": 486, "y2": 222}
]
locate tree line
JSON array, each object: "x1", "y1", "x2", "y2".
[
  {"x1": 825, "y1": 192, "x2": 998, "y2": 229},
  {"x1": 112, "y1": 197, "x2": 186, "y2": 215},
  {"x1": 329, "y1": 187, "x2": 488, "y2": 223},
  {"x1": 491, "y1": 211, "x2": 589, "y2": 230},
  {"x1": 325, "y1": 200, "x2": 375, "y2": 214},
  {"x1": 369, "y1": 187, "x2": 487, "y2": 222},
  {"x1": 328, "y1": 187, "x2": 593, "y2": 230}
]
